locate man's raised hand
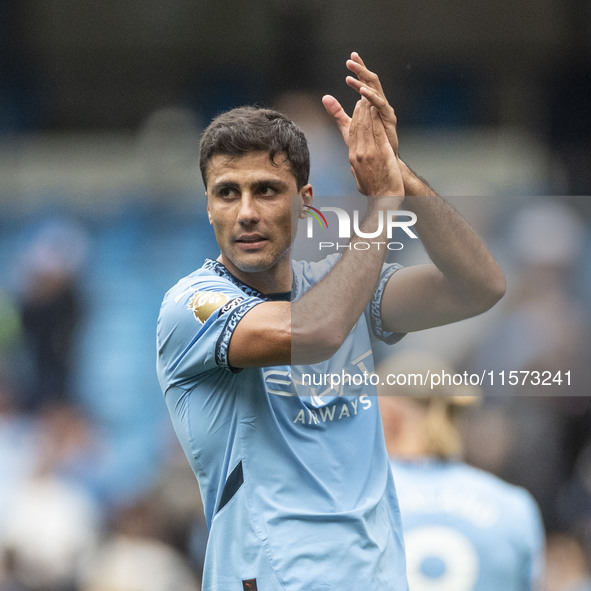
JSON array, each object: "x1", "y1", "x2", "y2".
[
  {"x1": 322, "y1": 52, "x2": 399, "y2": 157},
  {"x1": 347, "y1": 98, "x2": 403, "y2": 198}
]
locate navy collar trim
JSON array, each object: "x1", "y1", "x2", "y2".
[{"x1": 204, "y1": 259, "x2": 291, "y2": 301}]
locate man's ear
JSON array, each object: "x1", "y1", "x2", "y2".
[
  {"x1": 299, "y1": 184, "x2": 313, "y2": 219},
  {"x1": 206, "y1": 202, "x2": 213, "y2": 225}
]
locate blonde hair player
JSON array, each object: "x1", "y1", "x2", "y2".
[{"x1": 378, "y1": 351, "x2": 545, "y2": 591}]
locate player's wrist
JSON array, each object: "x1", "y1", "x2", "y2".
[
  {"x1": 400, "y1": 159, "x2": 437, "y2": 198},
  {"x1": 366, "y1": 194, "x2": 405, "y2": 212},
  {"x1": 399, "y1": 159, "x2": 415, "y2": 192}
]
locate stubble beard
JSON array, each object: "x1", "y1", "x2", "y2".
[{"x1": 228, "y1": 243, "x2": 291, "y2": 276}]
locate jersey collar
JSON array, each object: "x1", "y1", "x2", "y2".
[{"x1": 204, "y1": 258, "x2": 292, "y2": 301}]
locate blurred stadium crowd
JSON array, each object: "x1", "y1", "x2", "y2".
[{"x1": 1, "y1": 1, "x2": 591, "y2": 589}]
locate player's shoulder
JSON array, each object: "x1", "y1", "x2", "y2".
[
  {"x1": 163, "y1": 259, "x2": 254, "y2": 305},
  {"x1": 158, "y1": 259, "x2": 260, "y2": 335},
  {"x1": 393, "y1": 459, "x2": 539, "y2": 514},
  {"x1": 456, "y1": 464, "x2": 545, "y2": 551},
  {"x1": 452, "y1": 462, "x2": 541, "y2": 517}
]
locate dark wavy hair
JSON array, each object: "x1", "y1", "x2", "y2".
[{"x1": 199, "y1": 106, "x2": 310, "y2": 189}]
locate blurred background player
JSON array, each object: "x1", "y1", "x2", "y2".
[{"x1": 378, "y1": 350, "x2": 545, "y2": 591}]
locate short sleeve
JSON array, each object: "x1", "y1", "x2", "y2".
[
  {"x1": 369, "y1": 262, "x2": 406, "y2": 345},
  {"x1": 157, "y1": 276, "x2": 264, "y2": 389}
]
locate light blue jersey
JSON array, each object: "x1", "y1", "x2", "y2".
[
  {"x1": 390, "y1": 459, "x2": 545, "y2": 591},
  {"x1": 157, "y1": 256, "x2": 408, "y2": 591}
]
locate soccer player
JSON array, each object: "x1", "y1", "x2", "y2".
[
  {"x1": 378, "y1": 352, "x2": 545, "y2": 591},
  {"x1": 156, "y1": 52, "x2": 506, "y2": 590}
]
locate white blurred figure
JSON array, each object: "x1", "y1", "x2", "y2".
[
  {"x1": 81, "y1": 537, "x2": 199, "y2": 591},
  {"x1": 80, "y1": 495, "x2": 199, "y2": 591},
  {"x1": 0, "y1": 382, "x2": 38, "y2": 534},
  {"x1": 378, "y1": 350, "x2": 545, "y2": 591},
  {"x1": 0, "y1": 404, "x2": 101, "y2": 591},
  {"x1": 1, "y1": 475, "x2": 99, "y2": 590}
]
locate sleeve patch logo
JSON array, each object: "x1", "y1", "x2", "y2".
[
  {"x1": 220, "y1": 296, "x2": 245, "y2": 314},
  {"x1": 188, "y1": 291, "x2": 230, "y2": 323}
]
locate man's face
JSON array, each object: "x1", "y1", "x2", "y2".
[{"x1": 206, "y1": 151, "x2": 312, "y2": 290}]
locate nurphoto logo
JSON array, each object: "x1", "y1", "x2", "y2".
[
  {"x1": 304, "y1": 206, "x2": 418, "y2": 251},
  {"x1": 302, "y1": 206, "x2": 329, "y2": 230}
]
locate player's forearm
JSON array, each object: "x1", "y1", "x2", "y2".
[
  {"x1": 400, "y1": 160, "x2": 438, "y2": 197},
  {"x1": 291, "y1": 196, "x2": 403, "y2": 364},
  {"x1": 403, "y1": 193, "x2": 506, "y2": 312}
]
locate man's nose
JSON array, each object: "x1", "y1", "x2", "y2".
[{"x1": 237, "y1": 194, "x2": 260, "y2": 225}]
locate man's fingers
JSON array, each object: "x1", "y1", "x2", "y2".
[
  {"x1": 358, "y1": 84, "x2": 396, "y2": 123},
  {"x1": 350, "y1": 51, "x2": 366, "y2": 67},
  {"x1": 345, "y1": 75, "x2": 363, "y2": 93},
  {"x1": 370, "y1": 105, "x2": 388, "y2": 146},
  {"x1": 321, "y1": 94, "x2": 343, "y2": 119},
  {"x1": 345, "y1": 76, "x2": 398, "y2": 154},
  {"x1": 347, "y1": 80, "x2": 397, "y2": 124},
  {"x1": 346, "y1": 77, "x2": 387, "y2": 107},
  {"x1": 349, "y1": 99, "x2": 369, "y2": 161},
  {"x1": 322, "y1": 94, "x2": 351, "y2": 142},
  {"x1": 324, "y1": 53, "x2": 398, "y2": 156},
  {"x1": 344, "y1": 57, "x2": 394, "y2": 126},
  {"x1": 360, "y1": 98, "x2": 372, "y2": 142},
  {"x1": 348, "y1": 99, "x2": 362, "y2": 142},
  {"x1": 346, "y1": 58, "x2": 384, "y2": 94},
  {"x1": 355, "y1": 99, "x2": 376, "y2": 159}
]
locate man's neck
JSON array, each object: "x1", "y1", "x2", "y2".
[{"x1": 217, "y1": 255, "x2": 292, "y2": 295}]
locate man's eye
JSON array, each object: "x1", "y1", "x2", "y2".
[
  {"x1": 259, "y1": 186, "x2": 277, "y2": 196},
  {"x1": 219, "y1": 187, "x2": 238, "y2": 199}
]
